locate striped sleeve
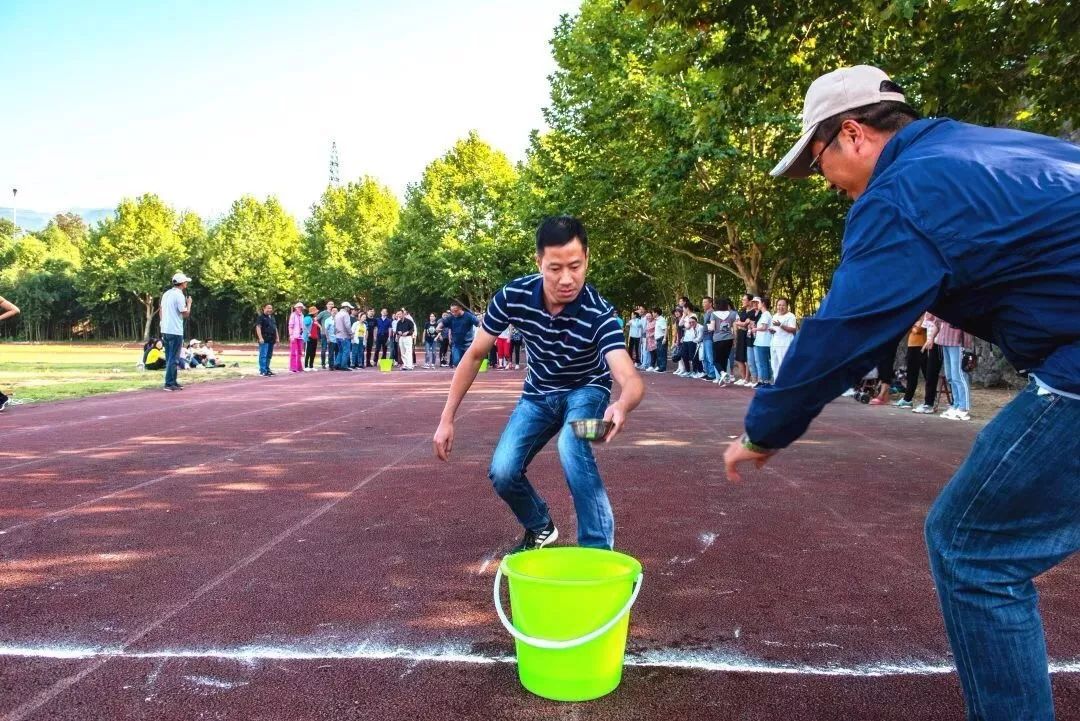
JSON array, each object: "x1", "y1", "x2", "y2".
[
  {"x1": 482, "y1": 287, "x2": 511, "y2": 336},
  {"x1": 594, "y1": 316, "x2": 626, "y2": 356}
]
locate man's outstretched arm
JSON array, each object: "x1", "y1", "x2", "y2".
[{"x1": 433, "y1": 328, "x2": 498, "y2": 461}]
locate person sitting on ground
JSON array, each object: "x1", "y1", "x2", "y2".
[
  {"x1": 144, "y1": 339, "x2": 167, "y2": 370},
  {"x1": 202, "y1": 340, "x2": 220, "y2": 368},
  {"x1": 141, "y1": 337, "x2": 158, "y2": 368},
  {"x1": 868, "y1": 335, "x2": 905, "y2": 405}
]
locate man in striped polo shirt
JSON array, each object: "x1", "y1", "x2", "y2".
[{"x1": 433, "y1": 216, "x2": 645, "y2": 552}]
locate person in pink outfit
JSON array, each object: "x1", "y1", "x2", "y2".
[{"x1": 288, "y1": 302, "x2": 306, "y2": 373}]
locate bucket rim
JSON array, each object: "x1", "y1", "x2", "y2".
[{"x1": 500, "y1": 547, "x2": 642, "y2": 586}]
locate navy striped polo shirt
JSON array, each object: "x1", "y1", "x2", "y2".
[{"x1": 482, "y1": 273, "x2": 626, "y2": 398}]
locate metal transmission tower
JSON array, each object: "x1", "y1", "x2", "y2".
[{"x1": 328, "y1": 140, "x2": 340, "y2": 187}]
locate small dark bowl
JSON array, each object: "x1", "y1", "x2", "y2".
[{"x1": 570, "y1": 418, "x2": 613, "y2": 441}]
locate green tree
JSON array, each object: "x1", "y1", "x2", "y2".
[
  {"x1": 202, "y1": 195, "x2": 300, "y2": 316},
  {"x1": 387, "y1": 132, "x2": 532, "y2": 310},
  {"x1": 78, "y1": 194, "x2": 202, "y2": 341},
  {"x1": 300, "y1": 178, "x2": 400, "y2": 307}
]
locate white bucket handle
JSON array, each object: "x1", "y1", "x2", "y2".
[{"x1": 493, "y1": 565, "x2": 643, "y2": 650}]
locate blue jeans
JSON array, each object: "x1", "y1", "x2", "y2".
[
  {"x1": 754, "y1": 345, "x2": 772, "y2": 383},
  {"x1": 352, "y1": 340, "x2": 365, "y2": 367},
  {"x1": 640, "y1": 346, "x2": 651, "y2": 369},
  {"x1": 924, "y1": 381, "x2": 1079, "y2": 721},
  {"x1": 747, "y1": 342, "x2": 758, "y2": 380},
  {"x1": 942, "y1": 345, "x2": 971, "y2": 410},
  {"x1": 488, "y1": 386, "x2": 614, "y2": 549},
  {"x1": 425, "y1": 340, "x2": 437, "y2": 366},
  {"x1": 451, "y1": 345, "x2": 466, "y2": 367},
  {"x1": 258, "y1": 341, "x2": 275, "y2": 374},
  {"x1": 162, "y1": 333, "x2": 183, "y2": 387},
  {"x1": 320, "y1": 336, "x2": 328, "y2": 367},
  {"x1": 701, "y1": 336, "x2": 716, "y2": 377},
  {"x1": 326, "y1": 341, "x2": 337, "y2": 369},
  {"x1": 336, "y1": 338, "x2": 352, "y2": 369}
]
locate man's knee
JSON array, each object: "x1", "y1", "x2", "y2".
[{"x1": 488, "y1": 459, "x2": 519, "y2": 496}]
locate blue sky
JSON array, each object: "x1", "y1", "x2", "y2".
[{"x1": 0, "y1": 0, "x2": 580, "y2": 221}]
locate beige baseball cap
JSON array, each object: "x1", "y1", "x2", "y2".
[{"x1": 770, "y1": 65, "x2": 906, "y2": 178}]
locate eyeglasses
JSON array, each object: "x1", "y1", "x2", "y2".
[{"x1": 808, "y1": 123, "x2": 848, "y2": 176}]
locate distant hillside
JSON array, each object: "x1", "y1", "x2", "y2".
[{"x1": 0, "y1": 207, "x2": 115, "y2": 232}]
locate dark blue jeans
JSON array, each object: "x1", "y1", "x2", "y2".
[
  {"x1": 488, "y1": 386, "x2": 614, "y2": 549},
  {"x1": 352, "y1": 340, "x2": 365, "y2": 368},
  {"x1": 320, "y1": 336, "x2": 329, "y2": 367},
  {"x1": 655, "y1": 340, "x2": 666, "y2": 372},
  {"x1": 336, "y1": 338, "x2": 352, "y2": 369},
  {"x1": 258, "y1": 341, "x2": 275, "y2": 374},
  {"x1": 451, "y1": 345, "x2": 466, "y2": 367},
  {"x1": 162, "y1": 333, "x2": 183, "y2": 387},
  {"x1": 925, "y1": 380, "x2": 1079, "y2": 720}
]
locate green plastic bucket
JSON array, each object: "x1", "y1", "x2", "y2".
[
  {"x1": 478, "y1": 359, "x2": 489, "y2": 373},
  {"x1": 495, "y1": 547, "x2": 643, "y2": 701},
  {"x1": 378, "y1": 358, "x2": 393, "y2": 372}
]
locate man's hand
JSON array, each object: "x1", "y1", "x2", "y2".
[
  {"x1": 723, "y1": 440, "x2": 775, "y2": 482},
  {"x1": 433, "y1": 419, "x2": 455, "y2": 461},
  {"x1": 601, "y1": 401, "x2": 627, "y2": 443},
  {"x1": 921, "y1": 339, "x2": 935, "y2": 352}
]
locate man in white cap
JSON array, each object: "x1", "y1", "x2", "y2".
[
  {"x1": 724, "y1": 65, "x2": 1080, "y2": 720},
  {"x1": 160, "y1": 272, "x2": 192, "y2": 390}
]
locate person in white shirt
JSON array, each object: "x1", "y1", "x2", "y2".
[
  {"x1": 159, "y1": 272, "x2": 192, "y2": 391},
  {"x1": 769, "y1": 297, "x2": 798, "y2": 380},
  {"x1": 753, "y1": 297, "x2": 773, "y2": 386},
  {"x1": 679, "y1": 314, "x2": 705, "y2": 378},
  {"x1": 627, "y1": 309, "x2": 644, "y2": 366},
  {"x1": 651, "y1": 307, "x2": 668, "y2": 372}
]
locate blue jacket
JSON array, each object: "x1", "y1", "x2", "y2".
[
  {"x1": 746, "y1": 118, "x2": 1080, "y2": 449},
  {"x1": 376, "y1": 316, "x2": 393, "y2": 337}
]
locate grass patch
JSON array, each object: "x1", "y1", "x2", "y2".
[{"x1": 0, "y1": 342, "x2": 282, "y2": 405}]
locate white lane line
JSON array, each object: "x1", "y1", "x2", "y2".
[
  {"x1": 1, "y1": 643, "x2": 1078, "y2": 677},
  {"x1": 0, "y1": 407, "x2": 472, "y2": 721},
  {"x1": 0, "y1": 395, "x2": 400, "y2": 535}
]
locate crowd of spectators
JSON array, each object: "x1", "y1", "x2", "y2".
[{"x1": 621, "y1": 295, "x2": 975, "y2": 421}]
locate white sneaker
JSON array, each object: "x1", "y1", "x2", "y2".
[
  {"x1": 940, "y1": 408, "x2": 958, "y2": 419},
  {"x1": 953, "y1": 410, "x2": 971, "y2": 421},
  {"x1": 514, "y1": 364, "x2": 520, "y2": 370},
  {"x1": 841, "y1": 388, "x2": 857, "y2": 397},
  {"x1": 912, "y1": 404, "x2": 934, "y2": 414}
]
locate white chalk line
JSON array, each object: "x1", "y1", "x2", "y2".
[{"x1": 1, "y1": 642, "x2": 1078, "y2": 678}]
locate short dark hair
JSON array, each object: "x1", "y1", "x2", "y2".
[
  {"x1": 702, "y1": 296, "x2": 713, "y2": 305},
  {"x1": 449, "y1": 300, "x2": 463, "y2": 309},
  {"x1": 743, "y1": 293, "x2": 754, "y2": 302},
  {"x1": 653, "y1": 307, "x2": 663, "y2": 315},
  {"x1": 716, "y1": 298, "x2": 731, "y2": 311},
  {"x1": 813, "y1": 90, "x2": 920, "y2": 146},
  {"x1": 536, "y1": 215, "x2": 588, "y2": 254}
]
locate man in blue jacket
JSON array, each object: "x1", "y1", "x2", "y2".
[{"x1": 724, "y1": 65, "x2": 1079, "y2": 720}]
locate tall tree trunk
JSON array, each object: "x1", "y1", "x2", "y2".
[{"x1": 140, "y1": 292, "x2": 155, "y2": 342}]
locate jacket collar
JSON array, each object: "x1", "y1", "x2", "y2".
[{"x1": 867, "y1": 117, "x2": 950, "y2": 188}]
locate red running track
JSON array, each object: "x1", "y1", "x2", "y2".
[{"x1": 0, "y1": 368, "x2": 1077, "y2": 720}]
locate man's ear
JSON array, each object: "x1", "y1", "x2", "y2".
[{"x1": 535, "y1": 252, "x2": 543, "y2": 271}]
